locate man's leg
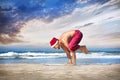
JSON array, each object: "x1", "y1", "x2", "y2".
[
  {"x1": 66, "y1": 52, "x2": 72, "y2": 64},
  {"x1": 71, "y1": 51, "x2": 76, "y2": 65},
  {"x1": 78, "y1": 45, "x2": 88, "y2": 54}
]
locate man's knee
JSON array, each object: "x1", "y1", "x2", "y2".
[{"x1": 68, "y1": 45, "x2": 74, "y2": 51}]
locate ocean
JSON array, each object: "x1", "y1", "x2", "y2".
[{"x1": 0, "y1": 48, "x2": 120, "y2": 65}]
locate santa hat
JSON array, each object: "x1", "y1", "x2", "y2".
[{"x1": 50, "y1": 37, "x2": 58, "y2": 48}]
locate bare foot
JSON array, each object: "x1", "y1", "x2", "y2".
[
  {"x1": 65, "y1": 63, "x2": 76, "y2": 66},
  {"x1": 81, "y1": 46, "x2": 88, "y2": 54}
]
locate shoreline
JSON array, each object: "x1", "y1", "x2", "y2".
[{"x1": 0, "y1": 63, "x2": 120, "y2": 80}]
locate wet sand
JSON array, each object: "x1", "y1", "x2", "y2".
[{"x1": 0, "y1": 64, "x2": 120, "y2": 80}]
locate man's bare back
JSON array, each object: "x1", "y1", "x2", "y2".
[{"x1": 59, "y1": 30, "x2": 75, "y2": 49}]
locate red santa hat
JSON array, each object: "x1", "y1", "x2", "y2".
[{"x1": 50, "y1": 37, "x2": 58, "y2": 48}]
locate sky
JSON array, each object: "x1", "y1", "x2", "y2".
[{"x1": 0, "y1": 0, "x2": 120, "y2": 48}]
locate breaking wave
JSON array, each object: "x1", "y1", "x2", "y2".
[{"x1": 0, "y1": 52, "x2": 120, "y2": 59}]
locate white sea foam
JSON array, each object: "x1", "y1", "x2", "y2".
[
  {"x1": 76, "y1": 53, "x2": 120, "y2": 59},
  {"x1": 0, "y1": 52, "x2": 120, "y2": 59}
]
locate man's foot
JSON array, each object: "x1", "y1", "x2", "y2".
[
  {"x1": 81, "y1": 46, "x2": 88, "y2": 54},
  {"x1": 65, "y1": 63, "x2": 76, "y2": 66}
]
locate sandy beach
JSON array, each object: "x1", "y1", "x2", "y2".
[{"x1": 0, "y1": 64, "x2": 120, "y2": 80}]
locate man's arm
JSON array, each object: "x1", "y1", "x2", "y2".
[
  {"x1": 60, "y1": 43, "x2": 72, "y2": 64},
  {"x1": 61, "y1": 41, "x2": 76, "y2": 65}
]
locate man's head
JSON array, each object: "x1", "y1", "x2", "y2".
[{"x1": 50, "y1": 37, "x2": 60, "y2": 49}]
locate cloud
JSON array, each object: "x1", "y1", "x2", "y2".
[
  {"x1": 0, "y1": 0, "x2": 77, "y2": 44},
  {"x1": 77, "y1": 0, "x2": 90, "y2": 4},
  {"x1": 52, "y1": 0, "x2": 120, "y2": 47},
  {"x1": 0, "y1": 0, "x2": 119, "y2": 47},
  {"x1": 81, "y1": 23, "x2": 94, "y2": 27},
  {"x1": 0, "y1": 7, "x2": 24, "y2": 44},
  {"x1": 0, "y1": 34, "x2": 22, "y2": 44}
]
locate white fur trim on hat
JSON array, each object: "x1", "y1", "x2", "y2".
[{"x1": 51, "y1": 40, "x2": 58, "y2": 48}]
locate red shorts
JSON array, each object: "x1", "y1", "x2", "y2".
[{"x1": 68, "y1": 30, "x2": 83, "y2": 51}]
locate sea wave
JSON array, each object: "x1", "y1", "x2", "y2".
[
  {"x1": 0, "y1": 52, "x2": 120, "y2": 59},
  {"x1": 0, "y1": 52, "x2": 66, "y2": 59}
]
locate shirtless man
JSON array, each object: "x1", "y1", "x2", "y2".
[{"x1": 50, "y1": 30, "x2": 88, "y2": 65}]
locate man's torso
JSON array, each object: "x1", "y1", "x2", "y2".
[{"x1": 59, "y1": 30, "x2": 75, "y2": 50}]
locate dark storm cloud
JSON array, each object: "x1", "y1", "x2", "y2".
[
  {"x1": 0, "y1": 0, "x2": 77, "y2": 44},
  {"x1": 0, "y1": 5, "x2": 24, "y2": 44},
  {"x1": 0, "y1": 0, "x2": 111, "y2": 44}
]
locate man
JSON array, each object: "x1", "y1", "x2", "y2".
[{"x1": 50, "y1": 30, "x2": 88, "y2": 65}]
